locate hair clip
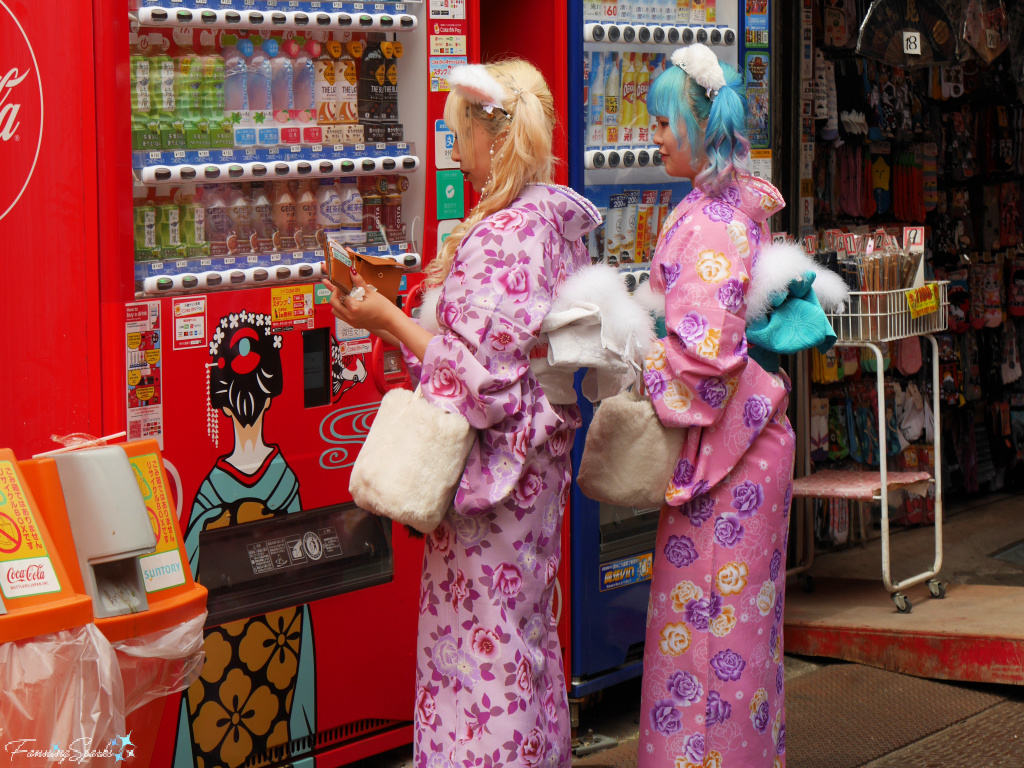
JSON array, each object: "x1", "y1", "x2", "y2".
[
  {"x1": 671, "y1": 43, "x2": 727, "y2": 99},
  {"x1": 449, "y1": 64, "x2": 511, "y2": 118}
]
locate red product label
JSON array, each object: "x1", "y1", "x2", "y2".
[
  {"x1": 280, "y1": 126, "x2": 301, "y2": 145},
  {"x1": 302, "y1": 125, "x2": 323, "y2": 144}
]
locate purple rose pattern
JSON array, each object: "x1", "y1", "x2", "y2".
[
  {"x1": 730, "y1": 481, "x2": 764, "y2": 518},
  {"x1": 407, "y1": 185, "x2": 604, "y2": 768},
  {"x1": 638, "y1": 181, "x2": 792, "y2": 768},
  {"x1": 664, "y1": 535, "x2": 699, "y2": 568},
  {"x1": 710, "y1": 650, "x2": 746, "y2": 682}
]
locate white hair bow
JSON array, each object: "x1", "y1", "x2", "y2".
[{"x1": 671, "y1": 43, "x2": 728, "y2": 98}]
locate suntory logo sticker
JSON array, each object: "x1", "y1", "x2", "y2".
[{"x1": 0, "y1": 2, "x2": 43, "y2": 223}]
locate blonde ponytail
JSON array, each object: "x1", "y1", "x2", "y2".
[{"x1": 426, "y1": 59, "x2": 557, "y2": 287}]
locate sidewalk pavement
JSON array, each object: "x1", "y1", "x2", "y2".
[{"x1": 355, "y1": 655, "x2": 1024, "y2": 768}]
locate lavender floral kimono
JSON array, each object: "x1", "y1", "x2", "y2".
[
  {"x1": 402, "y1": 184, "x2": 601, "y2": 768},
  {"x1": 639, "y1": 176, "x2": 794, "y2": 768}
]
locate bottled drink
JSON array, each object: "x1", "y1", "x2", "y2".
[
  {"x1": 271, "y1": 182, "x2": 299, "y2": 251},
  {"x1": 381, "y1": 40, "x2": 399, "y2": 124},
  {"x1": 383, "y1": 176, "x2": 403, "y2": 241},
  {"x1": 336, "y1": 41, "x2": 360, "y2": 126},
  {"x1": 224, "y1": 184, "x2": 254, "y2": 254},
  {"x1": 360, "y1": 177, "x2": 383, "y2": 242},
  {"x1": 247, "y1": 38, "x2": 277, "y2": 146},
  {"x1": 636, "y1": 53, "x2": 651, "y2": 144},
  {"x1": 155, "y1": 191, "x2": 182, "y2": 260},
  {"x1": 604, "y1": 53, "x2": 620, "y2": 146},
  {"x1": 151, "y1": 53, "x2": 184, "y2": 149},
  {"x1": 250, "y1": 182, "x2": 275, "y2": 253},
  {"x1": 204, "y1": 185, "x2": 231, "y2": 256},
  {"x1": 295, "y1": 181, "x2": 319, "y2": 251},
  {"x1": 134, "y1": 199, "x2": 157, "y2": 260},
  {"x1": 130, "y1": 40, "x2": 161, "y2": 150},
  {"x1": 336, "y1": 177, "x2": 363, "y2": 244},
  {"x1": 179, "y1": 190, "x2": 210, "y2": 258},
  {"x1": 271, "y1": 41, "x2": 298, "y2": 145},
  {"x1": 222, "y1": 36, "x2": 253, "y2": 147},
  {"x1": 315, "y1": 40, "x2": 341, "y2": 143},
  {"x1": 176, "y1": 39, "x2": 205, "y2": 148},
  {"x1": 587, "y1": 52, "x2": 604, "y2": 148},
  {"x1": 294, "y1": 40, "x2": 321, "y2": 144},
  {"x1": 358, "y1": 41, "x2": 384, "y2": 125},
  {"x1": 315, "y1": 180, "x2": 344, "y2": 250},
  {"x1": 620, "y1": 52, "x2": 636, "y2": 145},
  {"x1": 200, "y1": 44, "x2": 231, "y2": 148}
]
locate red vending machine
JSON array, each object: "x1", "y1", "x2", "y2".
[{"x1": 0, "y1": 1, "x2": 484, "y2": 767}]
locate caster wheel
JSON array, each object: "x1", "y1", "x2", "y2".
[
  {"x1": 798, "y1": 573, "x2": 815, "y2": 593},
  {"x1": 893, "y1": 592, "x2": 912, "y2": 613},
  {"x1": 928, "y1": 580, "x2": 946, "y2": 599}
]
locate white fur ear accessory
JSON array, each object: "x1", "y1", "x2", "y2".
[
  {"x1": 671, "y1": 43, "x2": 728, "y2": 98},
  {"x1": 448, "y1": 64, "x2": 510, "y2": 117}
]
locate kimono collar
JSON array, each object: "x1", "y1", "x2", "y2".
[{"x1": 515, "y1": 183, "x2": 603, "y2": 243}]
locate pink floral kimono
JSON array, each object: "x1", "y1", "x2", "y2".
[
  {"x1": 639, "y1": 176, "x2": 794, "y2": 768},
  {"x1": 403, "y1": 184, "x2": 602, "y2": 768}
]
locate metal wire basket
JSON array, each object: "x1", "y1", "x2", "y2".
[{"x1": 825, "y1": 282, "x2": 949, "y2": 343}]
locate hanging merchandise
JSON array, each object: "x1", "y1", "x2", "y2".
[
  {"x1": 856, "y1": 0, "x2": 958, "y2": 68},
  {"x1": 963, "y1": 0, "x2": 1009, "y2": 65}
]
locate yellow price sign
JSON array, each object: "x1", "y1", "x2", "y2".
[
  {"x1": 347, "y1": 40, "x2": 364, "y2": 58},
  {"x1": 381, "y1": 41, "x2": 395, "y2": 59},
  {"x1": 905, "y1": 284, "x2": 939, "y2": 319},
  {"x1": 393, "y1": 41, "x2": 404, "y2": 58}
]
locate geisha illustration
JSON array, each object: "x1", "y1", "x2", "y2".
[{"x1": 175, "y1": 310, "x2": 315, "y2": 768}]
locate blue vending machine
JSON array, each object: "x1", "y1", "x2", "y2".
[{"x1": 565, "y1": 0, "x2": 776, "y2": 707}]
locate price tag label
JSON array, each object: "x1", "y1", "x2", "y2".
[
  {"x1": 903, "y1": 226, "x2": 925, "y2": 254},
  {"x1": 247, "y1": 255, "x2": 259, "y2": 264},
  {"x1": 903, "y1": 30, "x2": 921, "y2": 55},
  {"x1": 906, "y1": 284, "x2": 939, "y2": 318}
]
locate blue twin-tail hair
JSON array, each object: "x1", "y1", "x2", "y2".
[{"x1": 647, "y1": 56, "x2": 750, "y2": 197}]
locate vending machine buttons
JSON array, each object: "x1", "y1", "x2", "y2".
[
  {"x1": 276, "y1": 267, "x2": 292, "y2": 280},
  {"x1": 696, "y1": 28, "x2": 709, "y2": 44},
  {"x1": 710, "y1": 28, "x2": 723, "y2": 45},
  {"x1": 293, "y1": 13, "x2": 309, "y2": 26},
  {"x1": 636, "y1": 26, "x2": 651, "y2": 43},
  {"x1": 620, "y1": 25, "x2": 635, "y2": 43},
  {"x1": 681, "y1": 27, "x2": 695, "y2": 44},
  {"x1": 182, "y1": 275, "x2": 199, "y2": 289},
  {"x1": 253, "y1": 269, "x2": 269, "y2": 282},
  {"x1": 179, "y1": 167, "x2": 197, "y2": 181},
  {"x1": 275, "y1": 163, "x2": 290, "y2": 176},
  {"x1": 622, "y1": 150, "x2": 636, "y2": 167},
  {"x1": 358, "y1": 14, "x2": 374, "y2": 27},
  {"x1": 667, "y1": 27, "x2": 681, "y2": 44},
  {"x1": 724, "y1": 29, "x2": 736, "y2": 45},
  {"x1": 271, "y1": 13, "x2": 287, "y2": 25},
  {"x1": 637, "y1": 149, "x2": 651, "y2": 166},
  {"x1": 206, "y1": 274, "x2": 223, "y2": 287},
  {"x1": 251, "y1": 164, "x2": 268, "y2": 177},
  {"x1": 319, "y1": 160, "x2": 335, "y2": 174},
  {"x1": 399, "y1": 15, "x2": 416, "y2": 29},
  {"x1": 652, "y1": 27, "x2": 666, "y2": 44},
  {"x1": 249, "y1": 12, "x2": 265, "y2": 24},
  {"x1": 382, "y1": 158, "x2": 397, "y2": 171},
  {"x1": 316, "y1": 13, "x2": 332, "y2": 26},
  {"x1": 338, "y1": 13, "x2": 353, "y2": 27},
  {"x1": 230, "y1": 271, "x2": 246, "y2": 284},
  {"x1": 224, "y1": 11, "x2": 241, "y2": 25}
]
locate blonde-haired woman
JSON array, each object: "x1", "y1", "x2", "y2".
[{"x1": 324, "y1": 59, "x2": 601, "y2": 768}]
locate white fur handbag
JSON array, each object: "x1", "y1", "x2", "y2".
[
  {"x1": 577, "y1": 388, "x2": 686, "y2": 510},
  {"x1": 350, "y1": 388, "x2": 475, "y2": 534}
]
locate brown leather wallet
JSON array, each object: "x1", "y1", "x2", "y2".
[{"x1": 326, "y1": 241, "x2": 405, "y2": 303}]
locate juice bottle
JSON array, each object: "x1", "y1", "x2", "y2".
[
  {"x1": 222, "y1": 35, "x2": 253, "y2": 147},
  {"x1": 620, "y1": 53, "x2": 637, "y2": 146},
  {"x1": 636, "y1": 53, "x2": 651, "y2": 144},
  {"x1": 224, "y1": 183, "x2": 254, "y2": 254},
  {"x1": 204, "y1": 185, "x2": 231, "y2": 256},
  {"x1": 248, "y1": 38, "x2": 277, "y2": 147},
  {"x1": 604, "y1": 53, "x2": 620, "y2": 146},
  {"x1": 676, "y1": 0, "x2": 692, "y2": 24},
  {"x1": 336, "y1": 176, "x2": 363, "y2": 244},
  {"x1": 199, "y1": 38, "x2": 230, "y2": 148},
  {"x1": 175, "y1": 33, "x2": 206, "y2": 149},
  {"x1": 315, "y1": 40, "x2": 341, "y2": 143},
  {"x1": 250, "y1": 182, "x2": 275, "y2": 253},
  {"x1": 271, "y1": 39, "x2": 298, "y2": 145},
  {"x1": 271, "y1": 181, "x2": 298, "y2": 251},
  {"x1": 690, "y1": 0, "x2": 706, "y2": 24},
  {"x1": 293, "y1": 39, "x2": 321, "y2": 144},
  {"x1": 381, "y1": 40, "x2": 400, "y2": 125},
  {"x1": 295, "y1": 181, "x2": 319, "y2": 250}
]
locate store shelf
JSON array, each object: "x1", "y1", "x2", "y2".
[
  {"x1": 583, "y1": 22, "x2": 735, "y2": 47},
  {"x1": 133, "y1": 143, "x2": 419, "y2": 186},
  {"x1": 584, "y1": 146, "x2": 662, "y2": 171},
  {"x1": 136, "y1": 6, "x2": 418, "y2": 32},
  {"x1": 793, "y1": 469, "x2": 933, "y2": 502}
]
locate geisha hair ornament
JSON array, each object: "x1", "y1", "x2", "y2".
[
  {"x1": 671, "y1": 43, "x2": 728, "y2": 99},
  {"x1": 448, "y1": 64, "x2": 512, "y2": 120}
]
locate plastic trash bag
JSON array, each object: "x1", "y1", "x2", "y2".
[
  {"x1": 0, "y1": 624, "x2": 125, "y2": 763},
  {"x1": 112, "y1": 610, "x2": 207, "y2": 714}
]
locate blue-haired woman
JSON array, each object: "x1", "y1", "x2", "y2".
[{"x1": 638, "y1": 44, "x2": 792, "y2": 767}]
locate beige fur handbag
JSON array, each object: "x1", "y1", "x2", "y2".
[
  {"x1": 350, "y1": 388, "x2": 475, "y2": 534},
  {"x1": 577, "y1": 388, "x2": 686, "y2": 510}
]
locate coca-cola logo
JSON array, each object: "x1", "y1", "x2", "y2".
[
  {"x1": 0, "y1": 2, "x2": 44, "y2": 223},
  {"x1": 7, "y1": 563, "x2": 46, "y2": 583}
]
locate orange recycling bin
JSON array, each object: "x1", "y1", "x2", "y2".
[
  {"x1": 21, "y1": 439, "x2": 208, "y2": 767},
  {"x1": 0, "y1": 448, "x2": 126, "y2": 758}
]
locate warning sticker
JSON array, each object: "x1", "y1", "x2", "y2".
[
  {"x1": 126, "y1": 302, "x2": 164, "y2": 447},
  {"x1": 130, "y1": 452, "x2": 186, "y2": 593},
  {"x1": 0, "y1": 461, "x2": 60, "y2": 599}
]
